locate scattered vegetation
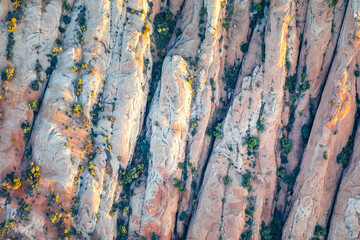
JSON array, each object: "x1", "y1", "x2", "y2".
[
  {"x1": 6, "y1": 32, "x2": 15, "y2": 60},
  {"x1": 241, "y1": 43, "x2": 249, "y2": 53},
  {"x1": 2, "y1": 174, "x2": 22, "y2": 191},
  {"x1": 30, "y1": 80, "x2": 40, "y2": 91},
  {"x1": 119, "y1": 164, "x2": 145, "y2": 187},
  {"x1": 284, "y1": 75, "x2": 296, "y2": 94},
  {"x1": 280, "y1": 138, "x2": 292, "y2": 154},
  {"x1": 25, "y1": 162, "x2": 41, "y2": 191},
  {"x1": 244, "y1": 135, "x2": 259, "y2": 153},
  {"x1": 153, "y1": 11, "x2": 176, "y2": 49},
  {"x1": 1, "y1": 68, "x2": 15, "y2": 82},
  {"x1": 142, "y1": 22, "x2": 150, "y2": 35},
  {"x1": 71, "y1": 104, "x2": 83, "y2": 115},
  {"x1": 312, "y1": 225, "x2": 327, "y2": 239},
  {"x1": 276, "y1": 167, "x2": 286, "y2": 178},
  {"x1": 29, "y1": 100, "x2": 37, "y2": 110},
  {"x1": 74, "y1": 78, "x2": 83, "y2": 96},
  {"x1": 297, "y1": 80, "x2": 310, "y2": 93},
  {"x1": 301, "y1": 124, "x2": 311, "y2": 144},
  {"x1": 11, "y1": 0, "x2": 22, "y2": 9},
  {"x1": 6, "y1": 18, "x2": 17, "y2": 32},
  {"x1": 118, "y1": 136, "x2": 150, "y2": 196},
  {"x1": 206, "y1": 122, "x2": 224, "y2": 139},
  {"x1": 241, "y1": 230, "x2": 252, "y2": 240},
  {"x1": 328, "y1": 0, "x2": 338, "y2": 8},
  {"x1": 0, "y1": 220, "x2": 16, "y2": 239},
  {"x1": 49, "y1": 212, "x2": 62, "y2": 223},
  {"x1": 242, "y1": 171, "x2": 252, "y2": 189},
  {"x1": 260, "y1": 219, "x2": 283, "y2": 240},
  {"x1": 337, "y1": 139, "x2": 353, "y2": 167},
  {"x1": 173, "y1": 177, "x2": 185, "y2": 191},
  {"x1": 283, "y1": 166, "x2": 300, "y2": 185},
  {"x1": 178, "y1": 211, "x2": 188, "y2": 222},
  {"x1": 223, "y1": 175, "x2": 232, "y2": 185},
  {"x1": 354, "y1": 70, "x2": 360, "y2": 77},
  {"x1": 21, "y1": 120, "x2": 31, "y2": 141},
  {"x1": 17, "y1": 198, "x2": 31, "y2": 220},
  {"x1": 224, "y1": 65, "x2": 240, "y2": 94},
  {"x1": 76, "y1": 6, "x2": 87, "y2": 45},
  {"x1": 11, "y1": 177, "x2": 22, "y2": 190}
]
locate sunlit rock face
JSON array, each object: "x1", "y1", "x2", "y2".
[{"x1": 0, "y1": 0, "x2": 360, "y2": 239}]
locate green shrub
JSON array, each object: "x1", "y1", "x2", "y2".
[
  {"x1": 297, "y1": 80, "x2": 310, "y2": 93},
  {"x1": 157, "y1": 51, "x2": 166, "y2": 59},
  {"x1": 301, "y1": 124, "x2": 311, "y2": 144},
  {"x1": 285, "y1": 60, "x2": 291, "y2": 72},
  {"x1": 49, "y1": 212, "x2": 62, "y2": 223},
  {"x1": 30, "y1": 80, "x2": 39, "y2": 91},
  {"x1": 241, "y1": 230, "x2": 252, "y2": 240},
  {"x1": 1, "y1": 68, "x2": 15, "y2": 81},
  {"x1": 6, "y1": 32, "x2": 15, "y2": 60},
  {"x1": 337, "y1": 139, "x2": 353, "y2": 167},
  {"x1": 280, "y1": 154, "x2": 288, "y2": 164},
  {"x1": 260, "y1": 226, "x2": 272, "y2": 240},
  {"x1": 328, "y1": 0, "x2": 338, "y2": 8},
  {"x1": 257, "y1": 117, "x2": 265, "y2": 132},
  {"x1": 223, "y1": 23, "x2": 230, "y2": 30},
  {"x1": 74, "y1": 78, "x2": 83, "y2": 96},
  {"x1": 157, "y1": 23, "x2": 169, "y2": 36},
  {"x1": 5, "y1": 18, "x2": 17, "y2": 32},
  {"x1": 0, "y1": 220, "x2": 16, "y2": 238},
  {"x1": 276, "y1": 167, "x2": 286, "y2": 178},
  {"x1": 178, "y1": 211, "x2": 188, "y2": 221},
  {"x1": 223, "y1": 175, "x2": 232, "y2": 185},
  {"x1": 245, "y1": 206, "x2": 255, "y2": 217},
  {"x1": 119, "y1": 224, "x2": 127, "y2": 236},
  {"x1": 206, "y1": 123, "x2": 223, "y2": 139},
  {"x1": 62, "y1": 15, "x2": 71, "y2": 24},
  {"x1": 244, "y1": 135, "x2": 259, "y2": 151},
  {"x1": 21, "y1": 120, "x2": 31, "y2": 141},
  {"x1": 314, "y1": 225, "x2": 327, "y2": 237},
  {"x1": 301, "y1": 72, "x2": 306, "y2": 80},
  {"x1": 284, "y1": 75, "x2": 296, "y2": 94},
  {"x1": 119, "y1": 164, "x2": 145, "y2": 186},
  {"x1": 26, "y1": 162, "x2": 41, "y2": 191},
  {"x1": 255, "y1": 4, "x2": 263, "y2": 12},
  {"x1": 71, "y1": 104, "x2": 83, "y2": 115},
  {"x1": 241, "y1": 43, "x2": 249, "y2": 53},
  {"x1": 224, "y1": 65, "x2": 240, "y2": 92},
  {"x1": 153, "y1": 11, "x2": 176, "y2": 49},
  {"x1": 151, "y1": 232, "x2": 160, "y2": 240},
  {"x1": 29, "y1": 100, "x2": 37, "y2": 110},
  {"x1": 280, "y1": 138, "x2": 291, "y2": 154},
  {"x1": 242, "y1": 172, "x2": 252, "y2": 188},
  {"x1": 142, "y1": 22, "x2": 150, "y2": 35},
  {"x1": 11, "y1": 177, "x2": 21, "y2": 190},
  {"x1": 199, "y1": 7, "x2": 207, "y2": 17},
  {"x1": 18, "y1": 199, "x2": 31, "y2": 220},
  {"x1": 173, "y1": 178, "x2": 185, "y2": 191},
  {"x1": 178, "y1": 162, "x2": 186, "y2": 170},
  {"x1": 283, "y1": 166, "x2": 300, "y2": 185}
]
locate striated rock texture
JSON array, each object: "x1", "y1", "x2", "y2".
[{"x1": 1, "y1": 0, "x2": 360, "y2": 240}]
